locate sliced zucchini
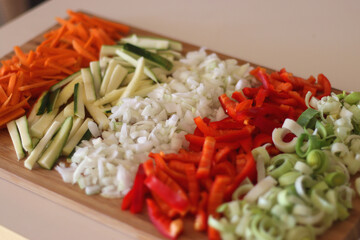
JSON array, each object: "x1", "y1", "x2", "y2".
[
  {"x1": 62, "y1": 118, "x2": 91, "y2": 156},
  {"x1": 89, "y1": 61, "x2": 102, "y2": 98},
  {"x1": 15, "y1": 115, "x2": 33, "y2": 153},
  {"x1": 100, "y1": 59, "x2": 125, "y2": 96},
  {"x1": 30, "y1": 108, "x2": 59, "y2": 139},
  {"x1": 85, "y1": 103, "x2": 110, "y2": 130},
  {"x1": 67, "y1": 117, "x2": 84, "y2": 140},
  {"x1": 37, "y1": 116, "x2": 73, "y2": 170},
  {"x1": 116, "y1": 49, "x2": 159, "y2": 83},
  {"x1": 120, "y1": 34, "x2": 169, "y2": 50},
  {"x1": 7, "y1": 120, "x2": 25, "y2": 160},
  {"x1": 106, "y1": 64, "x2": 128, "y2": 94},
  {"x1": 120, "y1": 34, "x2": 183, "y2": 51},
  {"x1": 55, "y1": 75, "x2": 82, "y2": 108},
  {"x1": 81, "y1": 68, "x2": 96, "y2": 102},
  {"x1": 63, "y1": 101, "x2": 74, "y2": 117},
  {"x1": 49, "y1": 71, "x2": 81, "y2": 92},
  {"x1": 99, "y1": 45, "x2": 124, "y2": 58},
  {"x1": 94, "y1": 87, "x2": 126, "y2": 106},
  {"x1": 118, "y1": 57, "x2": 145, "y2": 100},
  {"x1": 53, "y1": 108, "x2": 66, "y2": 124},
  {"x1": 24, "y1": 121, "x2": 61, "y2": 170},
  {"x1": 122, "y1": 43, "x2": 173, "y2": 71},
  {"x1": 36, "y1": 91, "x2": 50, "y2": 115},
  {"x1": 74, "y1": 82, "x2": 85, "y2": 119},
  {"x1": 28, "y1": 91, "x2": 48, "y2": 126},
  {"x1": 47, "y1": 88, "x2": 60, "y2": 113}
]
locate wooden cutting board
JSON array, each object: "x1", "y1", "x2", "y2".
[{"x1": 1, "y1": 13, "x2": 360, "y2": 240}]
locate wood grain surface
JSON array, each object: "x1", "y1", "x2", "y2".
[{"x1": 0, "y1": 13, "x2": 360, "y2": 240}]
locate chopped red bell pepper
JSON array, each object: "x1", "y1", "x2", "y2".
[
  {"x1": 185, "y1": 164, "x2": 200, "y2": 212},
  {"x1": 196, "y1": 136, "x2": 216, "y2": 179},
  {"x1": 194, "y1": 191, "x2": 208, "y2": 232},
  {"x1": 316, "y1": 73, "x2": 331, "y2": 99},
  {"x1": 227, "y1": 152, "x2": 257, "y2": 198},
  {"x1": 144, "y1": 175, "x2": 190, "y2": 215},
  {"x1": 130, "y1": 164, "x2": 147, "y2": 214},
  {"x1": 146, "y1": 198, "x2": 184, "y2": 240},
  {"x1": 121, "y1": 188, "x2": 133, "y2": 210},
  {"x1": 208, "y1": 175, "x2": 231, "y2": 218}
]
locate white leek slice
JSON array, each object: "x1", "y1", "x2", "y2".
[
  {"x1": 272, "y1": 128, "x2": 298, "y2": 153},
  {"x1": 243, "y1": 176, "x2": 277, "y2": 203}
]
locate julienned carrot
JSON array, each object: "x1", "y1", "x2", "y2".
[
  {"x1": 72, "y1": 40, "x2": 97, "y2": 61},
  {"x1": 0, "y1": 10, "x2": 130, "y2": 125},
  {"x1": 18, "y1": 80, "x2": 58, "y2": 91},
  {"x1": 0, "y1": 108, "x2": 25, "y2": 127}
]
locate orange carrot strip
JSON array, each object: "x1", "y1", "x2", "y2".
[
  {"x1": 0, "y1": 108, "x2": 25, "y2": 128},
  {"x1": 76, "y1": 22, "x2": 89, "y2": 40},
  {"x1": 13, "y1": 46, "x2": 28, "y2": 66},
  {"x1": 50, "y1": 24, "x2": 67, "y2": 48},
  {"x1": 46, "y1": 61, "x2": 74, "y2": 75},
  {"x1": 0, "y1": 96, "x2": 30, "y2": 117},
  {"x1": 0, "y1": 85, "x2": 8, "y2": 104},
  {"x1": 0, "y1": 94, "x2": 12, "y2": 110},
  {"x1": 0, "y1": 74, "x2": 12, "y2": 83},
  {"x1": 10, "y1": 72, "x2": 24, "y2": 105},
  {"x1": 18, "y1": 80, "x2": 58, "y2": 91},
  {"x1": 6, "y1": 74, "x2": 17, "y2": 96},
  {"x1": 26, "y1": 50, "x2": 36, "y2": 65},
  {"x1": 72, "y1": 40, "x2": 97, "y2": 61}
]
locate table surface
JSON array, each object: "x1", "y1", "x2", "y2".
[{"x1": 0, "y1": 0, "x2": 360, "y2": 239}]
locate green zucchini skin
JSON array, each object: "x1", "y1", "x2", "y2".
[{"x1": 122, "y1": 43, "x2": 173, "y2": 71}]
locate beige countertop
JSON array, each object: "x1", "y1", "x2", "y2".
[{"x1": 0, "y1": 0, "x2": 359, "y2": 239}]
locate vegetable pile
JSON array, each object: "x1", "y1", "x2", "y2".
[
  {"x1": 4, "y1": 10, "x2": 360, "y2": 240},
  {"x1": 0, "y1": 10, "x2": 129, "y2": 127}
]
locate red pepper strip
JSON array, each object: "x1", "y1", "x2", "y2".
[
  {"x1": 196, "y1": 136, "x2": 216, "y2": 179},
  {"x1": 152, "y1": 192, "x2": 178, "y2": 218},
  {"x1": 143, "y1": 158, "x2": 155, "y2": 176},
  {"x1": 151, "y1": 153, "x2": 188, "y2": 189},
  {"x1": 253, "y1": 133, "x2": 273, "y2": 148},
  {"x1": 253, "y1": 115, "x2": 282, "y2": 135},
  {"x1": 194, "y1": 116, "x2": 220, "y2": 137},
  {"x1": 185, "y1": 126, "x2": 253, "y2": 147},
  {"x1": 255, "y1": 88, "x2": 268, "y2": 107},
  {"x1": 208, "y1": 175, "x2": 231, "y2": 218},
  {"x1": 316, "y1": 73, "x2": 331, "y2": 99},
  {"x1": 209, "y1": 117, "x2": 245, "y2": 130},
  {"x1": 226, "y1": 153, "x2": 256, "y2": 198},
  {"x1": 242, "y1": 86, "x2": 261, "y2": 98},
  {"x1": 214, "y1": 146, "x2": 231, "y2": 163},
  {"x1": 250, "y1": 67, "x2": 274, "y2": 91},
  {"x1": 269, "y1": 95, "x2": 299, "y2": 107},
  {"x1": 160, "y1": 150, "x2": 201, "y2": 164},
  {"x1": 302, "y1": 85, "x2": 317, "y2": 98},
  {"x1": 146, "y1": 198, "x2": 184, "y2": 240},
  {"x1": 231, "y1": 91, "x2": 247, "y2": 102},
  {"x1": 218, "y1": 94, "x2": 237, "y2": 119},
  {"x1": 235, "y1": 99, "x2": 253, "y2": 112},
  {"x1": 212, "y1": 161, "x2": 236, "y2": 179},
  {"x1": 200, "y1": 177, "x2": 213, "y2": 192},
  {"x1": 145, "y1": 175, "x2": 190, "y2": 214},
  {"x1": 208, "y1": 226, "x2": 221, "y2": 240},
  {"x1": 194, "y1": 192, "x2": 208, "y2": 232},
  {"x1": 238, "y1": 136, "x2": 253, "y2": 153},
  {"x1": 185, "y1": 164, "x2": 200, "y2": 213},
  {"x1": 168, "y1": 160, "x2": 192, "y2": 174},
  {"x1": 130, "y1": 164, "x2": 147, "y2": 214},
  {"x1": 288, "y1": 91, "x2": 307, "y2": 109},
  {"x1": 121, "y1": 188, "x2": 133, "y2": 210}
]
